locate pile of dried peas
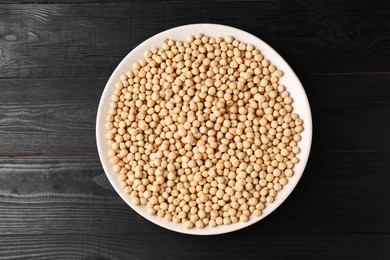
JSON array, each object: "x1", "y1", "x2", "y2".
[{"x1": 105, "y1": 34, "x2": 303, "y2": 229}]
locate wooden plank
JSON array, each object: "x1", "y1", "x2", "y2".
[
  {"x1": 0, "y1": 78, "x2": 103, "y2": 154},
  {"x1": 0, "y1": 0, "x2": 160, "y2": 3},
  {"x1": 0, "y1": 1, "x2": 389, "y2": 77},
  {"x1": 1, "y1": 74, "x2": 390, "y2": 154},
  {"x1": 0, "y1": 153, "x2": 389, "y2": 235},
  {"x1": 304, "y1": 74, "x2": 390, "y2": 152},
  {"x1": 0, "y1": 233, "x2": 388, "y2": 259}
]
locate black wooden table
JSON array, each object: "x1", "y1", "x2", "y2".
[{"x1": 1, "y1": 1, "x2": 389, "y2": 259}]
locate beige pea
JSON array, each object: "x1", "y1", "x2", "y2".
[
  {"x1": 253, "y1": 209, "x2": 262, "y2": 217},
  {"x1": 274, "y1": 70, "x2": 284, "y2": 77},
  {"x1": 184, "y1": 220, "x2": 194, "y2": 229},
  {"x1": 240, "y1": 214, "x2": 249, "y2": 222}
]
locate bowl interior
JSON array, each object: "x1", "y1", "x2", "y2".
[{"x1": 96, "y1": 24, "x2": 312, "y2": 235}]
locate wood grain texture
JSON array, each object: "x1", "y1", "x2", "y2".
[
  {"x1": 1, "y1": 75, "x2": 390, "y2": 154},
  {"x1": 0, "y1": 78, "x2": 102, "y2": 154},
  {"x1": 0, "y1": 233, "x2": 389, "y2": 259},
  {"x1": 1, "y1": 1, "x2": 390, "y2": 259},
  {"x1": 0, "y1": 0, "x2": 160, "y2": 3},
  {"x1": 1, "y1": 1, "x2": 390, "y2": 77},
  {"x1": 304, "y1": 74, "x2": 390, "y2": 152},
  {"x1": 0, "y1": 153, "x2": 389, "y2": 236}
]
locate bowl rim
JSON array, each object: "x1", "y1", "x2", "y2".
[{"x1": 96, "y1": 23, "x2": 312, "y2": 235}]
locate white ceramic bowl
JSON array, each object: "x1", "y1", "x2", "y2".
[{"x1": 96, "y1": 24, "x2": 312, "y2": 235}]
